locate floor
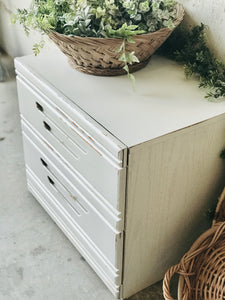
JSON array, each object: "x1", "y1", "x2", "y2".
[{"x1": 0, "y1": 53, "x2": 176, "y2": 300}]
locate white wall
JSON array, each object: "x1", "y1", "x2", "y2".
[
  {"x1": 178, "y1": 0, "x2": 225, "y2": 61},
  {"x1": 0, "y1": 0, "x2": 54, "y2": 57},
  {"x1": 0, "y1": 0, "x2": 225, "y2": 60}
]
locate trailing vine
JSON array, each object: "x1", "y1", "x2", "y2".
[
  {"x1": 117, "y1": 38, "x2": 137, "y2": 88},
  {"x1": 111, "y1": 24, "x2": 144, "y2": 87},
  {"x1": 157, "y1": 23, "x2": 225, "y2": 100}
]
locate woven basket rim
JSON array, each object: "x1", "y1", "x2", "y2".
[
  {"x1": 49, "y1": 25, "x2": 173, "y2": 42},
  {"x1": 163, "y1": 187, "x2": 225, "y2": 300},
  {"x1": 48, "y1": 3, "x2": 184, "y2": 76},
  {"x1": 49, "y1": 3, "x2": 184, "y2": 43}
]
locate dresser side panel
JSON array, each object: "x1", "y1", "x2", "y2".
[{"x1": 122, "y1": 114, "x2": 225, "y2": 299}]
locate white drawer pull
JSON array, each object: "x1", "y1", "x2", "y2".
[{"x1": 35, "y1": 101, "x2": 43, "y2": 112}]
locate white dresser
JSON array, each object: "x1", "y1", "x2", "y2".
[{"x1": 15, "y1": 52, "x2": 225, "y2": 299}]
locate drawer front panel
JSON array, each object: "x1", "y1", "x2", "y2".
[
  {"x1": 22, "y1": 129, "x2": 122, "y2": 267},
  {"x1": 22, "y1": 120, "x2": 123, "y2": 231},
  {"x1": 17, "y1": 75, "x2": 126, "y2": 164},
  {"x1": 26, "y1": 169, "x2": 121, "y2": 297},
  {"x1": 17, "y1": 79, "x2": 126, "y2": 211},
  {"x1": 15, "y1": 62, "x2": 127, "y2": 162}
]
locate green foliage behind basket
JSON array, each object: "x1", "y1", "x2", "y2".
[
  {"x1": 221, "y1": 149, "x2": 225, "y2": 160},
  {"x1": 158, "y1": 23, "x2": 225, "y2": 100}
]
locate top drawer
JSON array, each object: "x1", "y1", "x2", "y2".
[
  {"x1": 15, "y1": 59, "x2": 127, "y2": 162},
  {"x1": 16, "y1": 74, "x2": 127, "y2": 212}
]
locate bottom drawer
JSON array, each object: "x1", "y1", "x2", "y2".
[
  {"x1": 26, "y1": 168, "x2": 121, "y2": 298},
  {"x1": 22, "y1": 130, "x2": 119, "y2": 265}
]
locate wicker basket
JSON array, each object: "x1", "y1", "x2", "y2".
[
  {"x1": 163, "y1": 187, "x2": 225, "y2": 300},
  {"x1": 48, "y1": 4, "x2": 184, "y2": 76}
]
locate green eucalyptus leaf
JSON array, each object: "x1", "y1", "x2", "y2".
[
  {"x1": 123, "y1": 65, "x2": 129, "y2": 73},
  {"x1": 128, "y1": 73, "x2": 136, "y2": 90},
  {"x1": 126, "y1": 24, "x2": 138, "y2": 30},
  {"x1": 119, "y1": 52, "x2": 126, "y2": 62},
  {"x1": 116, "y1": 40, "x2": 125, "y2": 53},
  {"x1": 127, "y1": 36, "x2": 135, "y2": 43},
  {"x1": 10, "y1": 14, "x2": 17, "y2": 24},
  {"x1": 128, "y1": 51, "x2": 140, "y2": 63}
]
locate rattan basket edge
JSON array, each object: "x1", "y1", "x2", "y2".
[
  {"x1": 163, "y1": 187, "x2": 225, "y2": 300},
  {"x1": 48, "y1": 4, "x2": 184, "y2": 76}
]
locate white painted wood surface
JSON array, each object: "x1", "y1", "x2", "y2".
[
  {"x1": 15, "y1": 63, "x2": 127, "y2": 159},
  {"x1": 22, "y1": 120, "x2": 124, "y2": 296},
  {"x1": 23, "y1": 126, "x2": 121, "y2": 264},
  {"x1": 17, "y1": 74, "x2": 127, "y2": 211},
  {"x1": 27, "y1": 169, "x2": 121, "y2": 297},
  {"x1": 16, "y1": 59, "x2": 127, "y2": 297},
  {"x1": 122, "y1": 114, "x2": 225, "y2": 298},
  {"x1": 15, "y1": 51, "x2": 225, "y2": 148},
  {"x1": 15, "y1": 52, "x2": 225, "y2": 299},
  {"x1": 22, "y1": 119, "x2": 123, "y2": 231}
]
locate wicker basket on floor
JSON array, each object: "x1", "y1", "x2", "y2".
[
  {"x1": 48, "y1": 4, "x2": 184, "y2": 76},
  {"x1": 163, "y1": 187, "x2": 225, "y2": 300}
]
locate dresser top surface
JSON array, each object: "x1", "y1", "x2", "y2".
[{"x1": 15, "y1": 50, "x2": 225, "y2": 148}]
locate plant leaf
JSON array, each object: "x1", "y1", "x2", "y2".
[
  {"x1": 123, "y1": 65, "x2": 129, "y2": 72},
  {"x1": 119, "y1": 53, "x2": 126, "y2": 62},
  {"x1": 128, "y1": 73, "x2": 136, "y2": 90}
]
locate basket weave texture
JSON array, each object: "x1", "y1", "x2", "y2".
[
  {"x1": 48, "y1": 4, "x2": 184, "y2": 76},
  {"x1": 163, "y1": 187, "x2": 225, "y2": 300}
]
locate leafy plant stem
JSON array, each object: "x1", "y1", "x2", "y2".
[{"x1": 121, "y1": 38, "x2": 136, "y2": 90}]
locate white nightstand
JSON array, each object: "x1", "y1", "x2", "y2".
[{"x1": 15, "y1": 52, "x2": 225, "y2": 299}]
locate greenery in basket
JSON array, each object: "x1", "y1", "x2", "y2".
[
  {"x1": 11, "y1": 0, "x2": 178, "y2": 83},
  {"x1": 158, "y1": 23, "x2": 225, "y2": 100}
]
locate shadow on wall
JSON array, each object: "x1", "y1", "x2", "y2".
[
  {"x1": 0, "y1": 0, "x2": 21, "y2": 56},
  {"x1": 0, "y1": 48, "x2": 15, "y2": 81},
  {"x1": 177, "y1": 0, "x2": 225, "y2": 61},
  {"x1": 0, "y1": 0, "x2": 44, "y2": 57}
]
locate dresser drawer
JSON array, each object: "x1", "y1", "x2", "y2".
[
  {"x1": 16, "y1": 72, "x2": 127, "y2": 162},
  {"x1": 22, "y1": 125, "x2": 123, "y2": 268},
  {"x1": 17, "y1": 78, "x2": 127, "y2": 211},
  {"x1": 22, "y1": 119, "x2": 123, "y2": 231},
  {"x1": 26, "y1": 169, "x2": 121, "y2": 297}
]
